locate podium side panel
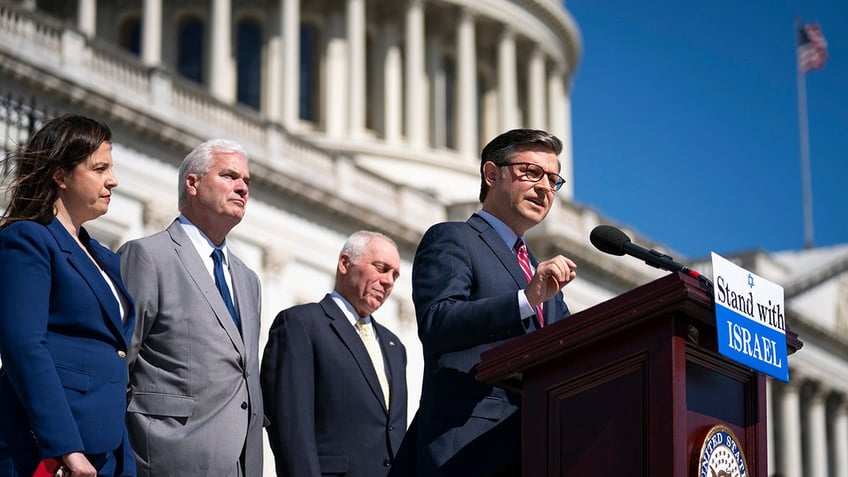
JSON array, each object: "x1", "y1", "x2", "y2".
[{"x1": 523, "y1": 353, "x2": 648, "y2": 476}]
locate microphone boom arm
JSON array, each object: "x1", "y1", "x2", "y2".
[{"x1": 590, "y1": 224, "x2": 714, "y2": 294}]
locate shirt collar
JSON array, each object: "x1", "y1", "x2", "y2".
[
  {"x1": 331, "y1": 290, "x2": 371, "y2": 328},
  {"x1": 477, "y1": 210, "x2": 521, "y2": 252},
  {"x1": 177, "y1": 214, "x2": 230, "y2": 263}
]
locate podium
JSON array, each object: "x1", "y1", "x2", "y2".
[{"x1": 476, "y1": 272, "x2": 802, "y2": 477}]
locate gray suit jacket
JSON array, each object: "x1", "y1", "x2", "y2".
[{"x1": 120, "y1": 220, "x2": 263, "y2": 477}]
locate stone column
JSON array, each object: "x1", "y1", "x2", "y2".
[
  {"x1": 547, "y1": 67, "x2": 573, "y2": 197},
  {"x1": 497, "y1": 26, "x2": 518, "y2": 131},
  {"x1": 527, "y1": 46, "x2": 546, "y2": 129},
  {"x1": 778, "y1": 380, "x2": 804, "y2": 477},
  {"x1": 264, "y1": 13, "x2": 283, "y2": 121},
  {"x1": 456, "y1": 8, "x2": 477, "y2": 158},
  {"x1": 369, "y1": 22, "x2": 387, "y2": 138},
  {"x1": 281, "y1": 0, "x2": 300, "y2": 126},
  {"x1": 77, "y1": 0, "x2": 96, "y2": 37},
  {"x1": 404, "y1": 0, "x2": 426, "y2": 147},
  {"x1": 427, "y1": 34, "x2": 445, "y2": 148},
  {"x1": 141, "y1": 0, "x2": 163, "y2": 66},
  {"x1": 347, "y1": 0, "x2": 366, "y2": 138},
  {"x1": 381, "y1": 23, "x2": 403, "y2": 144},
  {"x1": 808, "y1": 384, "x2": 829, "y2": 477},
  {"x1": 834, "y1": 397, "x2": 848, "y2": 477},
  {"x1": 209, "y1": 0, "x2": 235, "y2": 102},
  {"x1": 325, "y1": 11, "x2": 348, "y2": 137}
]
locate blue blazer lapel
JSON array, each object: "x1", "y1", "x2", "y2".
[
  {"x1": 467, "y1": 214, "x2": 526, "y2": 287},
  {"x1": 46, "y1": 219, "x2": 127, "y2": 347},
  {"x1": 89, "y1": 237, "x2": 136, "y2": 341},
  {"x1": 321, "y1": 295, "x2": 388, "y2": 410}
]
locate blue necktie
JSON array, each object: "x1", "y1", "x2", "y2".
[{"x1": 211, "y1": 248, "x2": 241, "y2": 331}]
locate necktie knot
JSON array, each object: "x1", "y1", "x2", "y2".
[
  {"x1": 212, "y1": 247, "x2": 225, "y2": 266},
  {"x1": 514, "y1": 238, "x2": 527, "y2": 256},
  {"x1": 355, "y1": 318, "x2": 370, "y2": 337},
  {"x1": 514, "y1": 239, "x2": 532, "y2": 278}
]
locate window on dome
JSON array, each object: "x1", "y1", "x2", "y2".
[
  {"x1": 236, "y1": 19, "x2": 262, "y2": 110},
  {"x1": 178, "y1": 17, "x2": 205, "y2": 84},
  {"x1": 444, "y1": 56, "x2": 456, "y2": 149},
  {"x1": 299, "y1": 23, "x2": 320, "y2": 122},
  {"x1": 118, "y1": 16, "x2": 141, "y2": 56}
]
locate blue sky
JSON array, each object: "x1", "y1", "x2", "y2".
[{"x1": 567, "y1": 0, "x2": 847, "y2": 259}]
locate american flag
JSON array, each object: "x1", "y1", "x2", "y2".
[{"x1": 797, "y1": 23, "x2": 828, "y2": 73}]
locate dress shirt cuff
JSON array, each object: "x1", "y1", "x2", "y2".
[{"x1": 518, "y1": 290, "x2": 536, "y2": 319}]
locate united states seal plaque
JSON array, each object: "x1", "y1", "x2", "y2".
[{"x1": 697, "y1": 424, "x2": 748, "y2": 477}]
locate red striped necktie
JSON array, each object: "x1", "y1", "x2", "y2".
[{"x1": 515, "y1": 238, "x2": 544, "y2": 327}]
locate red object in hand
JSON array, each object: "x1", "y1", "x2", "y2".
[{"x1": 32, "y1": 457, "x2": 63, "y2": 477}]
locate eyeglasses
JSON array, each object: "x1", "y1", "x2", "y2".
[{"x1": 500, "y1": 162, "x2": 565, "y2": 191}]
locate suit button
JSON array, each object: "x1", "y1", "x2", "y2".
[
  {"x1": 388, "y1": 425, "x2": 394, "y2": 431},
  {"x1": 117, "y1": 350, "x2": 127, "y2": 358},
  {"x1": 383, "y1": 459, "x2": 391, "y2": 467},
  {"x1": 241, "y1": 401, "x2": 248, "y2": 410}
]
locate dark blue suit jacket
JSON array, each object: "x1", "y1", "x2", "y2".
[
  {"x1": 0, "y1": 218, "x2": 135, "y2": 476},
  {"x1": 260, "y1": 294, "x2": 408, "y2": 477},
  {"x1": 391, "y1": 214, "x2": 569, "y2": 477}
]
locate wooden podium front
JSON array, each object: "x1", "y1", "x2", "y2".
[{"x1": 476, "y1": 272, "x2": 802, "y2": 477}]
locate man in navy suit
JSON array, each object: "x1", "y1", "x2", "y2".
[
  {"x1": 390, "y1": 129, "x2": 578, "y2": 477},
  {"x1": 261, "y1": 230, "x2": 408, "y2": 477}
]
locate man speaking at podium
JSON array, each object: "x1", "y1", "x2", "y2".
[{"x1": 391, "y1": 129, "x2": 578, "y2": 476}]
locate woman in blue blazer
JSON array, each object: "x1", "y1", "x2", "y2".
[{"x1": 0, "y1": 115, "x2": 136, "y2": 477}]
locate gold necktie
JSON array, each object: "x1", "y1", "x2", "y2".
[{"x1": 355, "y1": 318, "x2": 390, "y2": 408}]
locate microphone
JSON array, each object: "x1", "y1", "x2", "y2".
[{"x1": 590, "y1": 225, "x2": 714, "y2": 291}]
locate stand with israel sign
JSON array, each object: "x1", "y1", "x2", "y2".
[{"x1": 712, "y1": 252, "x2": 789, "y2": 382}]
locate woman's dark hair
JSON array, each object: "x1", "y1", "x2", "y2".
[{"x1": 1, "y1": 114, "x2": 112, "y2": 228}]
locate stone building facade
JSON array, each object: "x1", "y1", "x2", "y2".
[{"x1": 1, "y1": 1, "x2": 846, "y2": 476}]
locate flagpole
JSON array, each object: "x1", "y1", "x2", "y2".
[{"x1": 795, "y1": 20, "x2": 815, "y2": 249}]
